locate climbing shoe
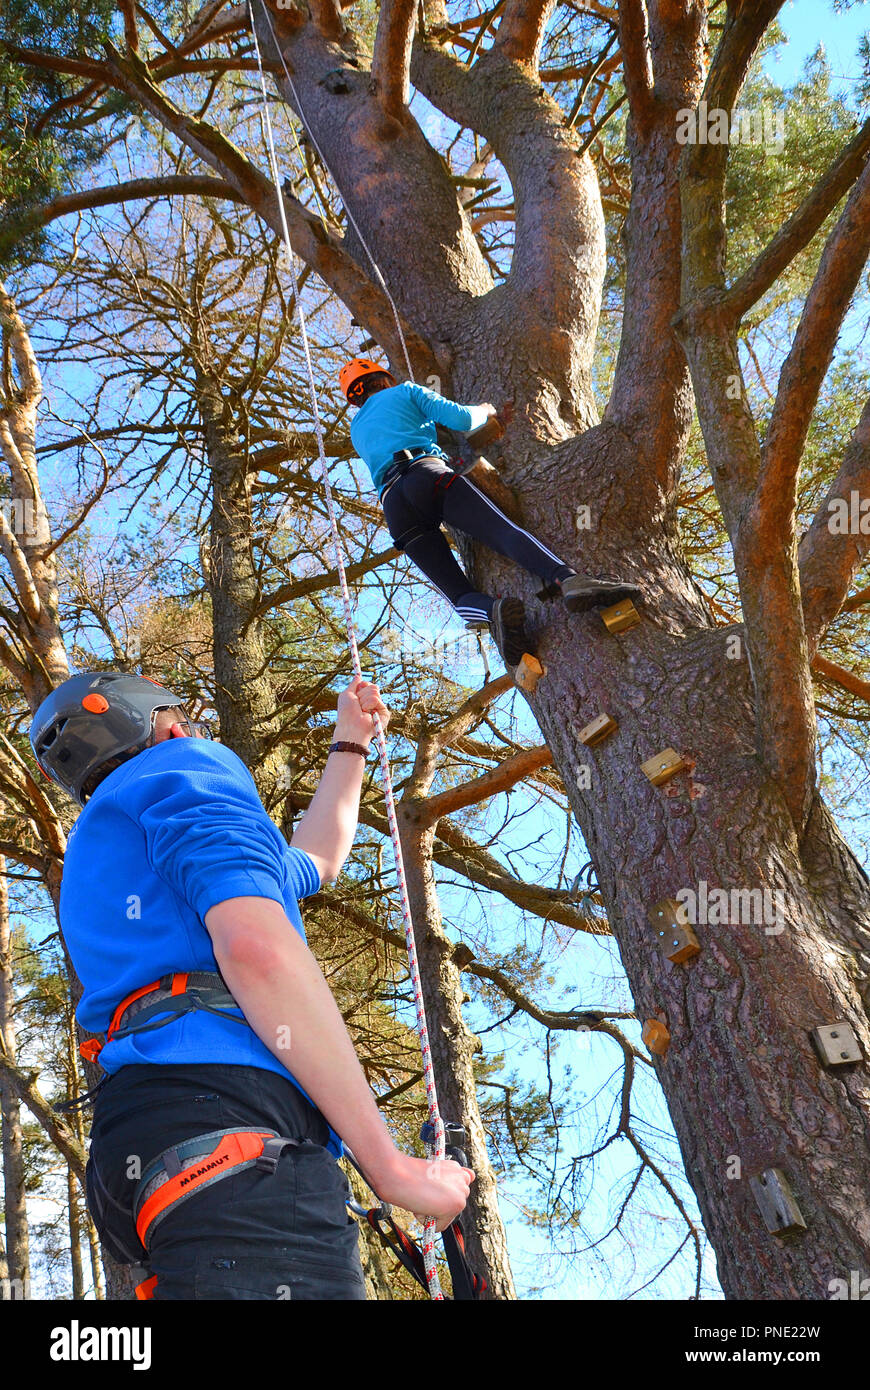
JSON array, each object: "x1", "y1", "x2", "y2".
[
  {"x1": 559, "y1": 574, "x2": 642, "y2": 613},
  {"x1": 490, "y1": 597, "x2": 534, "y2": 667}
]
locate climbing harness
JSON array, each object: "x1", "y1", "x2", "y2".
[
  {"x1": 73, "y1": 966, "x2": 485, "y2": 1298},
  {"x1": 77, "y1": 971, "x2": 247, "y2": 1067},
  {"x1": 248, "y1": 0, "x2": 467, "y2": 1299},
  {"x1": 117, "y1": 1124, "x2": 484, "y2": 1301},
  {"x1": 134, "y1": 1127, "x2": 300, "y2": 1250}
]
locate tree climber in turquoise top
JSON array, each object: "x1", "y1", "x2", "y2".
[{"x1": 342, "y1": 358, "x2": 642, "y2": 666}]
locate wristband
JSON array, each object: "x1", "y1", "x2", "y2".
[{"x1": 328, "y1": 741, "x2": 369, "y2": 758}]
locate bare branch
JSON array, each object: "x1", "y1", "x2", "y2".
[
  {"x1": 0, "y1": 42, "x2": 107, "y2": 83},
  {"x1": 811, "y1": 654, "x2": 870, "y2": 705},
  {"x1": 0, "y1": 176, "x2": 247, "y2": 263},
  {"x1": 253, "y1": 546, "x2": 398, "y2": 618},
  {"x1": 100, "y1": 43, "x2": 433, "y2": 373},
  {"x1": 0, "y1": 1050, "x2": 86, "y2": 1181},
  {"x1": 415, "y1": 744, "x2": 552, "y2": 825}
]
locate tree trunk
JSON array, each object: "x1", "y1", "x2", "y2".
[
  {"x1": 68, "y1": 1168, "x2": 85, "y2": 1300},
  {"x1": 194, "y1": 360, "x2": 287, "y2": 794},
  {"x1": 0, "y1": 858, "x2": 31, "y2": 1298},
  {"x1": 398, "y1": 813, "x2": 516, "y2": 1299}
]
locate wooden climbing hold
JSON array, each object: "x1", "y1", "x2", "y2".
[
  {"x1": 648, "y1": 898, "x2": 700, "y2": 964},
  {"x1": 642, "y1": 1019, "x2": 671, "y2": 1055},
  {"x1": 810, "y1": 1020, "x2": 862, "y2": 1067},
  {"x1": 577, "y1": 712, "x2": 618, "y2": 747},
  {"x1": 641, "y1": 748, "x2": 688, "y2": 786},
  {"x1": 750, "y1": 1168, "x2": 807, "y2": 1237},
  {"x1": 515, "y1": 653, "x2": 545, "y2": 693},
  {"x1": 600, "y1": 598, "x2": 640, "y2": 634}
]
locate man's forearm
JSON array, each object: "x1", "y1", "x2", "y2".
[
  {"x1": 205, "y1": 895, "x2": 399, "y2": 1183},
  {"x1": 290, "y1": 745, "x2": 366, "y2": 880}
]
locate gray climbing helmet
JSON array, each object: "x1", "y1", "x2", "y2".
[{"x1": 30, "y1": 672, "x2": 191, "y2": 806}]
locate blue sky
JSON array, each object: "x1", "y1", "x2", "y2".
[{"x1": 770, "y1": 0, "x2": 869, "y2": 86}]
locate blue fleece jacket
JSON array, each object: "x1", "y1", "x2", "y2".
[
  {"x1": 349, "y1": 382, "x2": 490, "y2": 492},
  {"x1": 60, "y1": 736, "x2": 342, "y2": 1156}
]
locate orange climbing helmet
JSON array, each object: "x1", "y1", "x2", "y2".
[{"x1": 339, "y1": 357, "x2": 395, "y2": 403}]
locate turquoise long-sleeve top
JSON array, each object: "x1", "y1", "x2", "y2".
[{"x1": 349, "y1": 382, "x2": 490, "y2": 492}]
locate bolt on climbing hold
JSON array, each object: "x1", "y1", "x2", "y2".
[
  {"x1": 641, "y1": 748, "x2": 688, "y2": 786},
  {"x1": 600, "y1": 599, "x2": 640, "y2": 634},
  {"x1": 810, "y1": 1020, "x2": 862, "y2": 1067},
  {"x1": 515, "y1": 653, "x2": 545, "y2": 693},
  {"x1": 749, "y1": 1168, "x2": 807, "y2": 1237},
  {"x1": 642, "y1": 1019, "x2": 671, "y2": 1055},
  {"x1": 648, "y1": 898, "x2": 700, "y2": 964},
  {"x1": 577, "y1": 712, "x2": 618, "y2": 747}
]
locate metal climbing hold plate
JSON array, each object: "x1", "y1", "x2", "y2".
[
  {"x1": 810, "y1": 1020, "x2": 862, "y2": 1067},
  {"x1": 601, "y1": 599, "x2": 640, "y2": 634},
  {"x1": 749, "y1": 1168, "x2": 807, "y2": 1237}
]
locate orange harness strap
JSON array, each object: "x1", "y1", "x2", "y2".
[
  {"x1": 79, "y1": 972, "x2": 245, "y2": 1065},
  {"x1": 133, "y1": 1127, "x2": 300, "y2": 1250}
]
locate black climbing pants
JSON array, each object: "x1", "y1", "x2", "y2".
[
  {"x1": 85, "y1": 1063, "x2": 367, "y2": 1301},
  {"x1": 380, "y1": 456, "x2": 573, "y2": 625}
]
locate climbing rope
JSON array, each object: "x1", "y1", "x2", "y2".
[{"x1": 248, "y1": 1, "x2": 447, "y2": 1300}]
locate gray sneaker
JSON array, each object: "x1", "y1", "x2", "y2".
[
  {"x1": 489, "y1": 597, "x2": 534, "y2": 666},
  {"x1": 560, "y1": 575, "x2": 642, "y2": 613}
]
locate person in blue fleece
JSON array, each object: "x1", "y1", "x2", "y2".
[
  {"x1": 31, "y1": 670, "x2": 472, "y2": 1300},
  {"x1": 341, "y1": 358, "x2": 642, "y2": 665}
]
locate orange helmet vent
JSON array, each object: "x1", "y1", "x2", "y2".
[{"x1": 81, "y1": 693, "x2": 110, "y2": 713}]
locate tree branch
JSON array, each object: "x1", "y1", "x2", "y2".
[
  {"x1": 725, "y1": 117, "x2": 870, "y2": 321},
  {"x1": 252, "y1": 546, "x2": 398, "y2": 618},
  {"x1": 0, "y1": 1050, "x2": 86, "y2": 1182},
  {"x1": 372, "y1": 0, "x2": 418, "y2": 118},
  {"x1": 617, "y1": 0, "x2": 655, "y2": 135},
  {"x1": 755, "y1": 159, "x2": 870, "y2": 540},
  {"x1": 799, "y1": 395, "x2": 870, "y2": 655},
  {"x1": 492, "y1": 0, "x2": 554, "y2": 68},
  {"x1": 413, "y1": 744, "x2": 552, "y2": 826},
  {"x1": 99, "y1": 42, "x2": 429, "y2": 370},
  {"x1": 811, "y1": 654, "x2": 870, "y2": 705},
  {"x1": 0, "y1": 176, "x2": 246, "y2": 264},
  {"x1": 308, "y1": 0, "x2": 345, "y2": 40}
]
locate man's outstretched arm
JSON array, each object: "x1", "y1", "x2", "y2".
[
  {"x1": 289, "y1": 676, "x2": 384, "y2": 883},
  {"x1": 204, "y1": 895, "x2": 473, "y2": 1228}
]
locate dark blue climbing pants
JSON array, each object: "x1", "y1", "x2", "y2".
[
  {"x1": 85, "y1": 1063, "x2": 367, "y2": 1300},
  {"x1": 380, "y1": 456, "x2": 573, "y2": 626}
]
